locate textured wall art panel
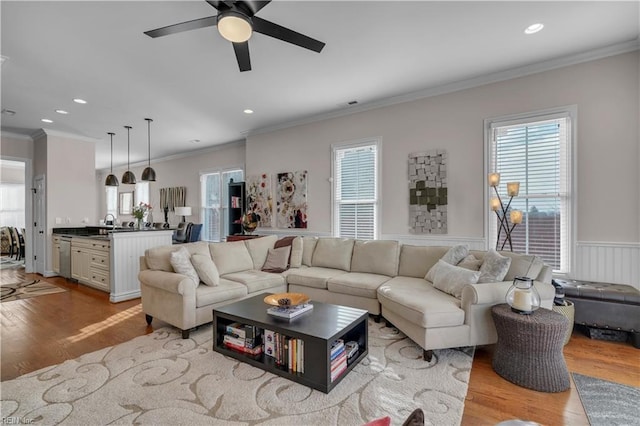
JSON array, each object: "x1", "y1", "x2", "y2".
[
  {"x1": 246, "y1": 174, "x2": 273, "y2": 227},
  {"x1": 276, "y1": 171, "x2": 308, "y2": 228},
  {"x1": 408, "y1": 150, "x2": 447, "y2": 234}
]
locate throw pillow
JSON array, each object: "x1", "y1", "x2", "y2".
[
  {"x1": 169, "y1": 246, "x2": 199, "y2": 286},
  {"x1": 274, "y1": 236, "x2": 296, "y2": 267},
  {"x1": 478, "y1": 249, "x2": 512, "y2": 283},
  {"x1": 432, "y1": 260, "x2": 481, "y2": 299},
  {"x1": 457, "y1": 254, "x2": 482, "y2": 271},
  {"x1": 262, "y1": 246, "x2": 292, "y2": 273},
  {"x1": 425, "y1": 245, "x2": 469, "y2": 282},
  {"x1": 191, "y1": 254, "x2": 220, "y2": 286},
  {"x1": 290, "y1": 236, "x2": 303, "y2": 268}
]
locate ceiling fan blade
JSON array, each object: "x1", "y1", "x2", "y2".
[
  {"x1": 252, "y1": 16, "x2": 325, "y2": 53},
  {"x1": 144, "y1": 16, "x2": 218, "y2": 38},
  {"x1": 240, "y1": 0, "x2": 271, "y2": 16},
  {"x1": 233, "y1": 41, "x2": 252, "y2": 72}
]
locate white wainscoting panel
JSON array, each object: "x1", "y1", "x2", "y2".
[
  {"x1": 248, "y1": 229, "x2": 332, "y2": 238},
  {"x1": 110, "y1": 230, "x2": 173, "y2": 303},
  {"x1": 574, "y1": 241, "x2": 640, "y2": 290}
]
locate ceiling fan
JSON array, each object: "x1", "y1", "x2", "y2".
[{"x1": 144, "y1": 0, "x2": 325, "y2": 72}]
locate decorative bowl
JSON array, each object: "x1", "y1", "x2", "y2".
[{"x1": 264, "y1": 292, "x2": 310, "y2": 307}]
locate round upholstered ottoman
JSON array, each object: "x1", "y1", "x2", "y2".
[{"x1": 491, "y1": 304, "x2": 570, "y2": 392}]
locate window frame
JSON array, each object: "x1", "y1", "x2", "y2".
[
  {"x1": 199, "y1": 166, "x2": 244, "y2": 242},
  {"x1": 484, "y1": 106, "x2": 577, "y2": 275},
  {"x1": 331, "y1": 137, "x2": 381, "y2": 240}
]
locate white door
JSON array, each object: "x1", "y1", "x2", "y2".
[{"x1": 34, "y1": 175, "x2": 46, "y2": 275}]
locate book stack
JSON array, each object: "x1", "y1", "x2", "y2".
[
  {"x1": 231, "y1": 196, "x2": 241, "y2": 208},
  {"x1": 266, "y1": 303, "x2": 313, "y2": 319},
  {"x1": 330, "y1": 339, "x2": 347, "y2": 382},
  {"x1": 223, "y1": 322, "x2": 263, "y2": 357},
  {"x1": 264, "y1": 329, "x2": 305, "y2": 373}
]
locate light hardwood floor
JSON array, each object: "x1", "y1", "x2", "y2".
[{"x1": 2, "y1": 268, "x2": 639, "y2": 425}]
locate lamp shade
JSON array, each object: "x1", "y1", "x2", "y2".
[
  {"x1": 141, "y1": 167, "x2": 156, "y2": 181},
  {"x1": 507, "y1": 182, "x2": 520, "y2": 197},
  {"x1": 122, "y1": 125, "x2": 136, "y2": 184},
  {"x1": 141, "y1": 118, "x2": 156, "y2": 181},
  {"x1": 488, "y1": 173, "x2": 500, "y2": 187},
  {"x1": 510, "y1": 209, "x2": 523, "y2": 224},
  {"x1": 490, "y1": 197, "x2": 501, "y2": 211},
  {"x1": 105, "y1": 174, "x2": 119, "y2": 186},
  {"x1": 175, "y1": 206, "x2": 192, "y2": 217}
]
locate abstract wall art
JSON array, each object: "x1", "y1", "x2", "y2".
[
  {"x1": 276, "y1": 171, "x2": 308, "y2": 228},
  {"x1": 408, "y1": 150, "x2": 447, "y2": 234},
  {"x1": 246, "y1": 174, "x2": 273, "y2": 227}
]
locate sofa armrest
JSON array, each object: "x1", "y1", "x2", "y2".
[
  {"x1": 461, "y1": 279, "x2": 556, "y2": 306},
  {"x1": 138, "y1": 269, "x2": 196, "y2": 296}
]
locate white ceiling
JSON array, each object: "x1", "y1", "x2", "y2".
[{"x1": 1, "y1": 1, "x2": 638, "y2": 170}]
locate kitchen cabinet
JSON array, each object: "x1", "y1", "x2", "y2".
[
  {"x1": 52, "y1": 236, "x2": 60, "y2": 274},
  {"x1": 71, "y1": 237, "x2": 110, "y2": 292}
]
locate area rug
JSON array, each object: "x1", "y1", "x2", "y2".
[
  {"x1": 572, "y1": 373, "x2": 640, "y2": 426},
  {"x1": 0, "y1": 320, "x2": 474, "y2": 425},
  {"x1": 0, "y1": 278, "x2": 67, "y2": 302},
  {"x1": 0, "y1": 256, "x2": 24, "y2": 270}
]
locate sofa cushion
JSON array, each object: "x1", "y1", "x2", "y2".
[
  {"x1": 290, "y1": 236, "x2": 303, "y2": 268},
  {"x1": 398, "y1": 245, "x2": 449, "y2": 278},
  {"x1": 312, "y1": 238, "x2": 355, "y2": 271},
  {"x1": 425, "y1": 245, "x2": 469, "y2": 282},
  {"x1": 222, "y1": 270, "x2": 286, "y2": 293},
  {"x1": 191, "y1": 253, "x2": 220, "y2": 286},
  {"x1": 478, "y1": 249, "x2": 512, "y2": 283},
  {"x1": 195, "y1": 279, "x2": 248, "y2": 308},
  {"x1": 169, "y1": 246, "x2": 200, "y2": 286},
  {"x1": 286, "y1": 266, "x2": 348, "y2": 289},
  {"x1": 145, "y1": 242, "x2": 209, "y2": 272},
  {"x1": 244, "y1": 235, "x2": 278, "y2": 270},
  {"x1": 377, "y1": 276, "x2": 465, "y2": 328},
  {"x1": 301, "y1": 236, "x2": 317, "y2": 266},
  {"x1": 209, "y1": 241, "x2": 254, "y2": 275},
  {"x1": 457, "y1": 254, "x2": 482, "y2": 271},
  {"x1": 262, "y1": 246, "x2": 291, "y2": 272},
  {"x1": 350, "y1": 240, "x2": 400, "y2": 277},
  {"x1": 431, "y1": 260, "x2": 481, "y2": 299},
  {"x1": 327, "y1": 272, "x2": 392, "y2": 298}
]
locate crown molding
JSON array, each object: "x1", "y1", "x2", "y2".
[
  {"x1": 249, "y1": 39, "x2": 640, "y2": 137},
  {"x1": 30, "y1": 128, "x2": 101, "y2": 143},
  {"x1": 0, "y1": 131, "x2": 33, "y2": 141}
]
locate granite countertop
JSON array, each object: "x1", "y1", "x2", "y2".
[{"x1": 52, "y1": 226, "x2": 174, "y2": 239}]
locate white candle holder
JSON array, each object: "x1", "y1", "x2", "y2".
[{"x1": 506, "y1": 276, "x2": 541, "y2": 314}]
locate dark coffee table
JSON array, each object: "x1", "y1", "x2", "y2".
[{"x1": 213, "y1": 293, "x2": 369, "y2": 393}]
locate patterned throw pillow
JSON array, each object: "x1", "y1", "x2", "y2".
[
  {"x1": 425, "y1": 245, "x2": 469, "y2": 282},
  {"x1": 478, "y1": 249, "x2": 512, "y2": 283},
  {"x1": 457, "y1": 254, "x2": 482, "y2": 271},
  {"x1": 191, "y1": 253, "x2": 220, "y2": 286},
  {"x1": 169, "y1": 246, "x2": 199, "y2": 286},
  {"x1": 432, "y1": 260, "x2": 481, "y2": 299}
]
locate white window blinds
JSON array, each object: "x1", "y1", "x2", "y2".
[
  {"x1": 333, "y1": 142, "x2": 378, "y2": 240},
  {"x1": 489, "y1": 114, "x2": 572, "y2": 273}
]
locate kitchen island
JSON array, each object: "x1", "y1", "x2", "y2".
[{"x1": 53, "y1": 227, "x2": 173, "y2": 302}]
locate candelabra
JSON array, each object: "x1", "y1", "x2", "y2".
[{"x1": 488, "y1": 173, "x2": 522, "y2": 251}]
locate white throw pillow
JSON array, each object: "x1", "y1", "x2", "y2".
[
  {"x1": 425, "y1": 245, "x2": 469, "y2": 282},
  {"x1": 290, "y1": 236, "x2": 303, "y2": 268},
  {"x1": 262, "y1": 246, "x2": 291, "y2": 271},
  {"x1": 191, "y1": 254, "x2": 220, "y2": 286},
  {"x1": 432, "y1": 260, "x2": 481, "y2": 299},
  {"x1": 457, "y1": 254, "x2": 482, "y2": 271},
  {"x1": 169, "y1": 246, "x2": 199, "y2": 286},
  {"x1": 478, "y1": 249, "x2": 512, "y2": 283}
]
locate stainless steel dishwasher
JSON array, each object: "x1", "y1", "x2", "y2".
[{"x1": 59, "y1": 236, "x2": 72, "y2": 279}]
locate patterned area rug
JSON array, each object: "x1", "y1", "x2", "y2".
[
  {"x1": 572, "y1": 373, "x2": 640, "y2": 426},
  {"x1": 0, "y1": 320, "x2": 474, "y2": 425},
  {"x1": 0, "y1": 278, "x2": 67, "y2": 302}
]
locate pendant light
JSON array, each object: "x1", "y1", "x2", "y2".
[
  {"x1": 121, "y1": 125, "x2": 136, "y2": 184},
  {"x1": 104, "y1": 132, "x2": 119, "y2": 186},
  {"x1": 141, "y1": 118, "x2": 156, "y2": 181}
]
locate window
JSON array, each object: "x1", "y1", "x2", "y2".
[
  {"x1": 332, "y1": 140, "x2": 380, "y2": 240},
  {"x1": 200, "y1": 169, "x2": 243, "y2": 242},
  {"x1": 135, "y1": 182, "x2": 149, "y2": 206},
  {"x1": 0, "y1": 183, "x2": 25, "y2": 228},
  {"x1": 105, "y1": 187, "x2": 118, "y2": 219},
  {"x1": 487, "y1": 109, "x2": 574, "y2": 273}
]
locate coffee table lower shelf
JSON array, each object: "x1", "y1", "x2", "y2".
[{"x1": 212, "y1": 294, "x2": 369, "y2": 393}]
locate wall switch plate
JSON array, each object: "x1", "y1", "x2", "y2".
[{"x1": 55, "y1": 217, "x2": 62, "y2": 224}]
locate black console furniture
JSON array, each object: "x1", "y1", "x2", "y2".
[{"x1": 553, "y1": 279, "x2": 640, "y2": 348}]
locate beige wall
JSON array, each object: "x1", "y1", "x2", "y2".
[
  {"x1": 96, "y1": 141, "x2": 245, "y2": 225},
  {"x1": 246, "y1": 51, "x2": 639, "y2": 244}
]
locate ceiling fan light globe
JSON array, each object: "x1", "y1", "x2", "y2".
[{"x1": 218, "y1": 13, "x2": 252, "y2": 43}]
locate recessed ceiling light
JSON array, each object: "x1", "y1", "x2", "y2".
[
  {"x1": 55, "y1": 109, "x2": 68, "y2": 114},
  {"x1": 73, "y1": 98, "x2": 87, "y2": 104},
  {"x1": 524, "y1": 23, "x2": 544, "y2": 35},
  {"x1": 244, "y1": 109, "x2": 254, "y2": 114},
  {"x1": 1, "y1": 109, "x2": 16, "y2": 116},
  {"x1": 189, "y1": 139, "x2": 201, "y2": 144},
  {"x1": 41, "y1": 118, "x2": 53, "y2": 123}
]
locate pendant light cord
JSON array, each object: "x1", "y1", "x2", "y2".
[
  {"x1": 145, "y1": 118, "x2": 153, "y2": 167},
  {"x1": 108, "y1": 132, "x2": 115, "y2": 173},
  {"x1": 125, "y1": 126, "x2": 132, "y2": 170}
]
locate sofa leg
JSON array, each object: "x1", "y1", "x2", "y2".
[
  {"x1": 145, "y1": 314, "x2": 153, "y2": 325},
  {"x1": 182, "y1": 329, "x2": 190, "y2": 339},
  {"x1": 423, "y1": 349, "x2": 433, "y2": 362}
]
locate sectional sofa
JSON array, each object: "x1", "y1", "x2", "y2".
[{"x1": 138, "y1": 235, "x2": 554, "y2": 359}]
